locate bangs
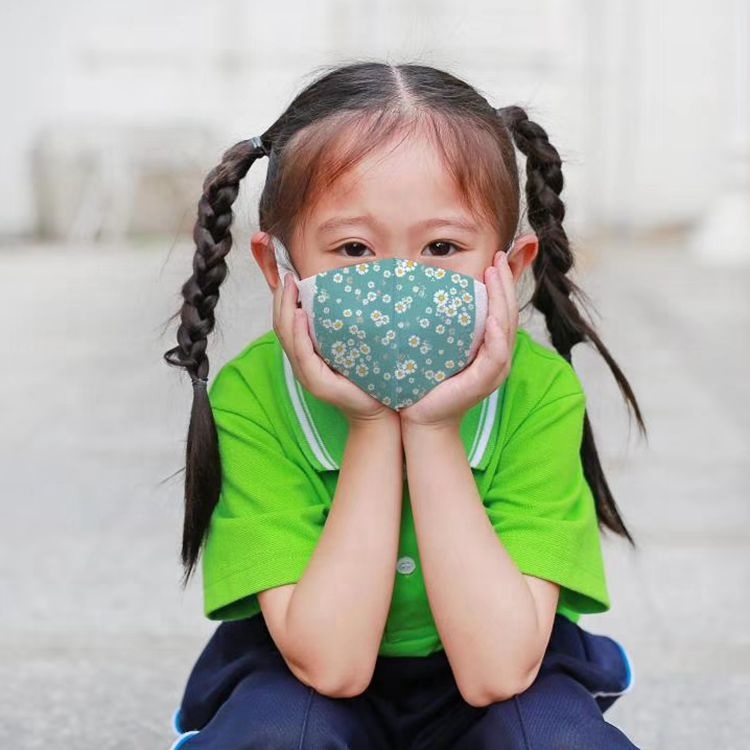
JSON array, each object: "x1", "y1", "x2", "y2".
[{"x1": 271, "y1": 107, "x2": 519, "y2": 249}]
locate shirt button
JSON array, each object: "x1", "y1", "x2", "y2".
[{"x1": 396, "y1": 556, "x2": 416, "y2": 575}]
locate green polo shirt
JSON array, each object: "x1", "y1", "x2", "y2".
[{"x1": 201, "y1": 326, "x2": 610, "y2": 658}]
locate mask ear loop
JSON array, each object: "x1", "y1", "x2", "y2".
[{"x1": 270, "y1": 235, "x2": 301, "y2": 284}]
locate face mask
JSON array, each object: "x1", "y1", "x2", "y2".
[{"x1": 271, "y1": 235, "x2": 513, "y2": 410}]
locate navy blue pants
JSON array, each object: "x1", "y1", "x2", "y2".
[{"x1": 169, "y1": 613, "x2": 637, "y2": 749}]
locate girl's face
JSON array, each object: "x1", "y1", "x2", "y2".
[{"x1": 253, "y1": 132, "x2": 538, "y2": 289}]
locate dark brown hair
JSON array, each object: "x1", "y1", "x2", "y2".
[{"x1": 163, "y1": 61, "x2": 647, "y2": 587}]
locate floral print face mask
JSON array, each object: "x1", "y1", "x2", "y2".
[{"x1": 272, "y1": 236, "x2": 510, "y2": 410}]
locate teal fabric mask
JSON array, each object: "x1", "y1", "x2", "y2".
[{"x1": 272, "y1": 236, "x2": 508, "y2": 410}]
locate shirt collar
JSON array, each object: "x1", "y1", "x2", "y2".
[{"x1": 277, "y1": 342, "x2": 505, "y2": 472}]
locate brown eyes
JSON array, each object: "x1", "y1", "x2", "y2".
[
  {"x1": 428, "y1": 241, "x2": 461, "y2": 257},
  {"x1": 335, "y1": 241, "x2": 462, "y2": 258},
  {"x1": 337, "y1": 242, "x2": 370, "y2": 258}
]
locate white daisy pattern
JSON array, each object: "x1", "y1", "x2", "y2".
[{"x1": 311, "y1": 258, "x2": 479, "y2": 407}]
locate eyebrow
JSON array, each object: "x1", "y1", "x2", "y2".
[{"x1": 316, "y1": 215, "x2": 479, "y2": 236}]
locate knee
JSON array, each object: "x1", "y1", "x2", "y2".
[
  {"x1": 497, "y1": 701, "x2": 635, "y2": 750},
  {"x1": 298, "y1": 688, "x2": 375, "y2": 748},
  {"x1": 256, "y1": 689, "x2": 373, "y2": 749},
  {"x1": 538, "y1": 715, "x2": 635, "y2": 749},
  {"x1": 177, "y1": 686, "x2": 373, "y2": 750}
]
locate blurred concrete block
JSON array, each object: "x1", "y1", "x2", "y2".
[
  {"x1": 689, "y1": 0, "x2": 750, "y2": 266},
  {"x1": 30, "y1": 122, "x2": 220, "y2": 241}
]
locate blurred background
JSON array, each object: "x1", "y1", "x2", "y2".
[{"x1": 2, "y1": 1, "x2": 748, "y2": 748}]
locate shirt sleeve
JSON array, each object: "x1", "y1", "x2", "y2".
[
  {"x1": 482, "y1": 372, "x2": 610, "y2": 617},
  {"x1": 200, "y1": 363, "x2": 328, "y2": 621}
]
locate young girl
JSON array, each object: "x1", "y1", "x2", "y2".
[{"x1": 163, "y1": 61, "x2": 645, "y2": 749}]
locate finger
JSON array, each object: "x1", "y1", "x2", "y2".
[
  {"x1": 278, "y1": 273, "x2": 297, "y2": 350},
  {"x1": 484, "y1": 260, "x2": 508, "y2": 340},
  {"x1": 485, "y1": 312, "x2": 510, "y2": 357},
  {"x1": 291, "y1": 306, "x2": 335, "y2": 398},
  {"x1": 272, "y1": 274, "x2": 287, "y2": 341},
  {"x1": 494, "y1": 251, "x2": 513, "y2": 334},
  {"x1": 496, "y1": 252, "x2": 519, "y2": 341},
  {"x1": 476, "y1": 257, "x2": 513, "y2": 377},
  {"x1": 476, "y1": 312, "x2": 512, "y2": 386},
  {"x1": 292, "y1": 306, "x2": 315, "y2": 364},
  {"x1": 282, "y1": 287, "x2": 314, "y2": 389}
]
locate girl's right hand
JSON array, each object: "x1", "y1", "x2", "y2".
[{"x1": 273, "y1": 273, "x2": 399, "y2": 426}]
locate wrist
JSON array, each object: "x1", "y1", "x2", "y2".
[
  {"x1": 400, "y1": 415, "x2": 461, "y2": 440},
  {"x1": 347, "y1": 409, "x2": 401, "y2": 432}
]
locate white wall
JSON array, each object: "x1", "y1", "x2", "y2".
[
  {"x1": 0, "y1": 0, "x2": 733, "y2": 242},
  {"x1": 586, "y1": 0, "x2": 733, "y2": 232}
]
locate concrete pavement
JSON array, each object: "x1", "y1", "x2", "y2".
[{"x1": 1, "y1": 235, "x2": 747, "y2": 748}]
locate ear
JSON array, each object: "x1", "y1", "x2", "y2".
[
  {"x1": 506, "y1": 233, "x2": 539, "y2": 283},
  {"x1": 251, "y1": 231, "x2": 281, "y2": 292}
]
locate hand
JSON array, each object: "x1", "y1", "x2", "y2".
[
  {"x1": 398, "y1": 250, "x2": 518, "y2": 430},
  {"x1": 273, "y1": 273, "x2": 399, "y2": 425}
]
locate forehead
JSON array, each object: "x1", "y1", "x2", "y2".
[{"x1": 301, "y1": 132, "x2": 479, "y2": 234}]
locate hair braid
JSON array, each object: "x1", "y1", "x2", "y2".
[
  {"x1": 161, "y1": 63, "x2": 649, "y2": 587},
  {"x1": 163, "y1": 135, "x2": 269, "y2": 585},
  {"x1": 498, "y1": 105, "x2": 646, "y2": 542}
]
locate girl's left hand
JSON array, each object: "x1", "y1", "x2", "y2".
[{"x1": 399, "y1": 249, "x2": 518, "y2": 429}]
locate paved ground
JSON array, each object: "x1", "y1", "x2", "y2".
[{"x1": 1, "y1": 234, "x2": 747, "y2": 749}]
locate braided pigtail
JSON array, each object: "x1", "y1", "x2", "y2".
[
  {"x1": 497, "y1": 105, "x2": 646, "y2": 543},
  {"x1": 163, "y1": 135, "x2": 270, "y2": 586}
]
